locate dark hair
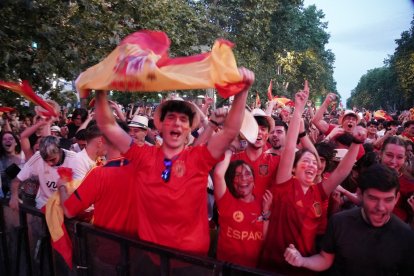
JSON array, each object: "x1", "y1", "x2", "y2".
[
  {"x1": 148, "y1": 118, "x2": 155, "y2": 130},
  {"x1": 274, "y1": 119, "x2": 288, "y2": 132},
  {"x1": 381, "y1": 136, "x2": 406, "y2": 153},
  {"x1": 403, "y1": 120, "x2": 414, "y2": 129},
  {"x1": 160, "y1": 101, "x2": 195, "y2": 127},
  {"x1": 366, "y1": 120, "x2": 378, "y2": 127},
  {"x1": 75, "y1": 129, "x2": 87, "y2": 141},
  {"x1": 293, "y1": 148, "x2": 317, "y2": 168},
  {"x1": 254, "y1": 116, "x2": 270, "y2": 130},
  {"x1": 71, "y1": 108, "x2": 88, "y2": 122},
  {"x1": 225, "y1": 160, "x2": 255, "y2": 199},
  {"x1": 358, "y1": 163, "x2": 399, "y2": 193},
  {"x1": 315, "y1": 141, "x2": 336, "y2": 172},
  {"x1": 0, "y1": 131, "x2": 21, "y2": 156},
  {"x1": 84, "y1": 123, "x2": 103, "y2": 142}
]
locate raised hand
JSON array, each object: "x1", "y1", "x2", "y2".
[{"x1": 352, "y1": 125, "x2": 367, "y2": 143}]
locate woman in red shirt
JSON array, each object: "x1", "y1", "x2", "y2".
[
  {"x1": 380, "y1": 136, "x2": 414, "y2": 225},
  {"x1": 213, "y1": 149, "x2": 272, "y2": 267},
  {"x1": 259, "y1": 86, "x2": 366, "y2": 275}
]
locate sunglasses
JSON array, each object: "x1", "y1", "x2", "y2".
[{"x1": 161, "y1": 158, "x2": 172, "y2": 182}]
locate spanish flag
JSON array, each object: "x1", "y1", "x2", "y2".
[
  {"x1": 374, "y1": 110, "x2": 393, "y2": 121},
  {"x1": 75, "y1": 30, "x2": 246, "y2": 99},
  {"x1": 45, "y1": 168, "x2": 80, "y2": 269},
  {"x1": 0, "y1": 81, "x2": 58, "y2": 117}
]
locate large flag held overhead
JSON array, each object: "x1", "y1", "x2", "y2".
[{"x1": 76, "y1": 30, "x2": 247, "y2": 99}]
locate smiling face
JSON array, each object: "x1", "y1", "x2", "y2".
[
  {"x1": 129, "y1": 127, "x2": 148, "y2": 145},
  {"x1": 2, "y1": 133, "x2": 17, "y2": 154},
  {"x1": 341, "y1": 115, "x2": 358, "y2": 132},
  {"x1": 294, "y1": 151, "x2": 318, "y2": 186},
  {"x1": 233, "y1": 164, "x2": 254, "y2": 199},
  {"x1": 161, "y1": 112, "x2": 191, "y2": 150},
  {"x1": 380, "y1": 143, "x2": 406, "y2": 172},
  {"x1": 361, "y1": 188, "x2": 399, "y2": 227},
  {"x1": 252, "y1": 125, "x2": 269, "y2": 149},
  {"x1": 269, "y1": 126, "x2": 286, "y2": 150}
]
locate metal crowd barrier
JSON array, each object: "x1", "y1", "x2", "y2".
[{"x1": 0, "y1": 199, "x2": 279, "y2": 276}]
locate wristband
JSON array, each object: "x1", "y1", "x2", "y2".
[
  {"x1": 209, "y1": 119, "x2": 220, "y2": 127},
  {"x1": 352, "y1": 137, "x2": 364, "y2": 144},
  {"x1": 261, "y1": 210, "x2": 271, "y2": 221},
  {"x1": 298, "y1": 131, "x2": 307, "y2": 138}
]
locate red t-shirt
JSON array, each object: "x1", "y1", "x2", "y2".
[
  {"x1": 231, "y1": 151, "x2": 280, "y2": 198},
  {"x1": 124, "y1": 143, "x2": 221, "y2": 255},
  {"x1": 64, "y1": 157, "x2": 138, "y2": 238},
  {"x1": 393, "y1": 174, "x2": 414, "y2": 222},
  {"x1": 259, "y1": 177, "x2": 327, "y2": 275},
  {"x1": 325, "y1": 123, "x2": 365, "y2": 160},
  {"x1": 216, "y1": 190, "x2": 264, "y2": 267}
]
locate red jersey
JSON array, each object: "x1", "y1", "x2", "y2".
[
  {"x1": 124, "y1": 143, "x2": 221, "y2": 255},
  {"x1": 64, "y1": 157, "x2": 137, "y2": 238},
  {"x1": 394, "y1": 174, "x2": 414, "y2": 222},
  {"x1": 216, "y1": 190, "x2": 265, "y2": 267},
  {"x1": 259, "y1": 177, "x2": 327, "y2": 275},
  {"x1": 231, "y1": 151, "x2": 280, "y2": 198}
]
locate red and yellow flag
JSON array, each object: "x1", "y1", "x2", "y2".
[
  {"x1": 0, "y1": 81, "x2": 58, "y2": 117},
  {"x1": 374, "y1": 110, "x2": 393, "y2": 121},
  {"x1": 267, "y1": 79, "x2": 273, "y2": 101},
  {"x1": 76, "y1": 30, "x2": 247, "y2": 99}
]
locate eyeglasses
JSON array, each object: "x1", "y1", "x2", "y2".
[{"x1": 161, "y1": 158, "x2": 172, "y2": 182}]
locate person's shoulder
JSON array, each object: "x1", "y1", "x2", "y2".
[
  {"x1": 63, "y1": 149, "x2": 77, "y2": 159},
  {"x1": 331, "y1": 208, "x2": 361, "y2": 223},
  {"x1": 25, "y1": 151, "x2": 43, "y2": 166}
]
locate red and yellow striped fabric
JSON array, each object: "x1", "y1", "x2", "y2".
[{"x1": 75, "y1": 30, "x2": 246, "y2": 98}]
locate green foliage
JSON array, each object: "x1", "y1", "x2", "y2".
[
  {"x1": 348, "y1": 15, "x2": 414, "y2": 111},
  {"x1": 0, "y1": 0, "x2": 336, "y2": 112}
]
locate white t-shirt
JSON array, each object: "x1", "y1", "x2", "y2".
[
  {"x1": 17, "y1": 149, "x2": 77, "y2": 209},
  {"x1": 70, "y1": 149, "x2": 96, "y2": 180}
]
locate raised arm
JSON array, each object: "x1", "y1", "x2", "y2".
[
  {"x1": 311, "y1": 93, "x2": 336, "y2": 135},
  {"x1": 207, "y1": 68, "x2": 254, "y2": 159},
  {"x1": 322, "y1": 126, "x2": 367, "y2": 195},
  {"x1": 194, "y1": 107, "x2": 228, "y2": 146},
  {"x1": 95, "y1": 91, "x2": 131, "y2": 154},
  {"x1": 276, "y1": 82, "x2": 309, "y2": 185},
  {"x1": 109, "y1": 100, "x2": 127, "y2": 122},
  {"x1": 20, "y1": 117, "x2": 50, "y2": 160},
  {"x1": 212, "y1": 150, "x2": 233, "y2": 201}
]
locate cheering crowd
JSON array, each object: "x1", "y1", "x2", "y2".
[{"x1": 1, "y1": 68, "x2": 414, "y2": 275}]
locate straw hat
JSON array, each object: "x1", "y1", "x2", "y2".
[
  {"x1": 128, "y1": 115, "x2": 149, "y2": 129},
  {"x1": 251, "y1": 108, "x2": 275, "y2": 131},
  {"x1": 240, "y1": 109, "x2": 259, "y2": 144},
  {"x1": 339, "y1": 110, "x2": 360, "y2": 125}
]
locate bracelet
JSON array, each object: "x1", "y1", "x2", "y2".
[
  {"x1": 352, "y1": 137, "x2": 364, "y2": 144},
  {"x1": 261, "y1": 210, "x2": 271, "y2": 221},
  {"x1": 209, "y1": 119, "x2": 220, "y2": 127},
  {"x1": 298, "y1": 131, "x2": 307, "y2": 138}
]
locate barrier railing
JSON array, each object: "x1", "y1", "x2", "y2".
[{"x1": 0, "y1": 199, "x2": 279, "y2": 276}]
